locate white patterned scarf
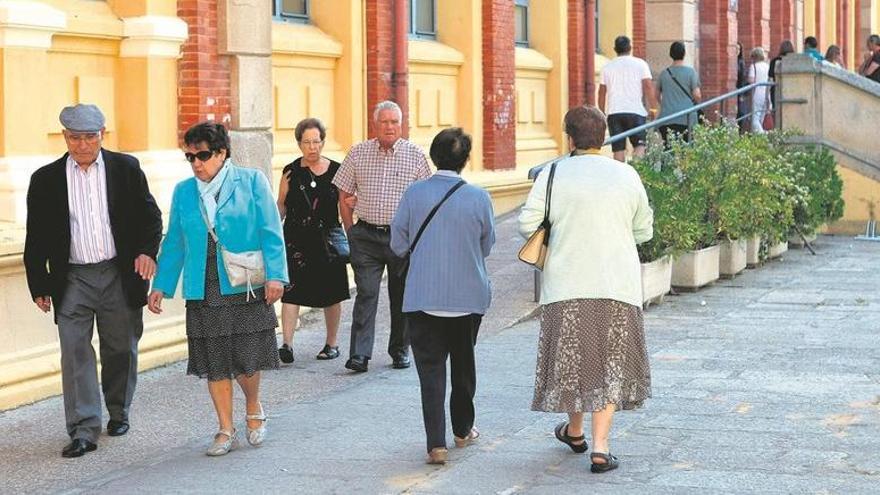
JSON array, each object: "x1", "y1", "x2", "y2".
[{"x1": 196, "y1": 160, "x2": 231, "y2": 228}]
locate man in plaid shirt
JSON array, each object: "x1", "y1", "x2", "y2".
[{"x1": 333, "y1": 101, "x2": 432, "y2": 372}]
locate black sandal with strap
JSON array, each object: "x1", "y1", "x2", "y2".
[
  {"x1": 316, "y1": 344, "x2": 340, "y2": 360},
  {"x1": 590, "y1": 452, "x2": 619, "y2": 473},
  {"x1": 554, "y1": 422, "x2": 588, "y2": 453}
]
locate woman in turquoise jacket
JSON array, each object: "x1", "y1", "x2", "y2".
[{"x1": 148, "y1": 122, "x2": 288, "y2": 456}]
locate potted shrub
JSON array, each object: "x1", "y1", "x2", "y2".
[
  {"x1": 666, "y1": 126, "x2": 723, "y2": 290},
  {"x1": 786, "y1": 145, "x2": 844, "y2": 248},
  {"x1": 632, "y1": 145, "x2": 703, "y2": 306}
]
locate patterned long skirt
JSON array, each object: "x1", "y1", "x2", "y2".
[{"x1": 532, "y1": 298, "x2": 651, "y2": 413}]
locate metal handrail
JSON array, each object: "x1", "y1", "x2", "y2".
[{"x1": 528, "y1": 81, "x2": 776, "y2": 179}]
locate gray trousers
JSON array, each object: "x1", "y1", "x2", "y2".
[
  {"x1": 56, "y1": 260, "x2": 143, "y2": 442},
  {"x1": 348, "y1": 222, "x2": 408, "y2": 359}
]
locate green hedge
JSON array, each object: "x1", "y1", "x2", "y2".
[{"x1": 632, "y1": 124, "x2": 844, "y2": 263}]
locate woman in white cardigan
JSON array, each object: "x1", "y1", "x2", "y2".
[{"x1": 519, "y1": 105, "x2": 653, "y2": 473}]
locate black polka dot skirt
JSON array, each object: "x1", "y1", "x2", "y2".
[
  {"x1": 532, "y1": 298, "x2": 651, "y2": 413},
  {"x1": 185, "y1": 237, "x2": 280, "y2": 381}
]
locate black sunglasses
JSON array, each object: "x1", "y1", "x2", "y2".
[{"x1": 184, "y1": 150, "x2": 216, "y2": 163}]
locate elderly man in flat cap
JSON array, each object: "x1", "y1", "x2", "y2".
[{"x1": 24, "y1": 104, "x2": 163, "y2": 458}]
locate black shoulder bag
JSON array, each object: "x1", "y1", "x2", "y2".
[{"x1": 394, "y1": 180, "x2": 466, "y2": 279}]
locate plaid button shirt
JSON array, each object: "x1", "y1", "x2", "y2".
[{"x1": 332, "y1": 138, "x2": 431, "y2": 225}]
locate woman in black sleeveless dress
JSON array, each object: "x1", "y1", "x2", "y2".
[{"x1": 276, "y1": 118, "x2": 350, "y2": 362}]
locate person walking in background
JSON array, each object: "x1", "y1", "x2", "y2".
[
  {"x1": 390, "y1": 128, "x2": 495, "y2": 465},
  {"x1": 598, "y1": 35, "x2": 657, "y2": 162},
  {"x1": 276, "y1": 118, "x2": 350, "y2": 364},
  {"x1": 768, "y1": 40, "x2": 794, "y2": 109},
  {"x1": 736, "y1": 42, "x2": 749, "y2": 132},
  {"x1": 519, "y1": 105, "x2": 653, "y2": 474},
  {"x1": 824, "y1": 45, "x2": 844, "y2": 67},
  {"x1": 24, "y1": 104, "x2": 162, "y2": 458},
  {"x1": 748, "y1": 47, "x2": 772, "y2": 134},
  {"x1": 333, "y1": 101, "x2": 432, "y2": 373},
  {"x1": 655, "y1": 41, "x2": 701, "y2": 144},
  {"x1": 804, "y1": 36, "x2": 824, "y2": 62},
  {"x1": 858, "y1": 35, "x2": 880, "y2": 83},
  {"x1": 148, "y1": 122, "x2": 288, "y2": 456}
]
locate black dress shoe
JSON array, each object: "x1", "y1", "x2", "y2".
[
  {"x1": 392, "y1": 355, "x2": 411, "y2": 369},
  {"x1": 344, "y1": 355, "x2": 369, "y2": 372},
  {"x1": 61, "y1": 439, "x2": 97, "y2": 458},
  {"x1": 107, "y1": 420, "x2": 129, "y2": 436}
]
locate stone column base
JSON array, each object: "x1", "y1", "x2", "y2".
[{"x1": 229, "y1": 130, "x2": 274, "y2": 180}]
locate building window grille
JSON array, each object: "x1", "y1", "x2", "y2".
[
  {"x1": 409, "y1": 0, "x2": 436, "y2": 39},
  {"x1": 515, "y1": 0, "x2": 529, "y2": 47},
  {"x1": 273, "y1": 0, "x2": 309, "y2": 23}
]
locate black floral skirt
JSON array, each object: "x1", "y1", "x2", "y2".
[{"x1": 185, "y1": 237, "x2": 280, "y2": 381}]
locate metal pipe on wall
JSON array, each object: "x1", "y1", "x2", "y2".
[
  {"x1": 585, "y1": 0, "x2": 597, "y2": 105},
  {"x1": 393, "y1": 0, "x2": 409, "y2": 138}
]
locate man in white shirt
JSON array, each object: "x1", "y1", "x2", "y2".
[{"x1": 598, "y1": 35, "x2": 658, "y2": 162}]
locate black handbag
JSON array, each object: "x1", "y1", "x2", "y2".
[{"x1": 394, "y1": 180, "x2": 466, "y2": 279}]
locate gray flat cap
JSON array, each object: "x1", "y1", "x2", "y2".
[{"x1": 59, "y1": 104, "x2": 105, "y2": 133}]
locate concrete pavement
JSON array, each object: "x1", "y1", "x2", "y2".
[{"x1": 1, "y1": 213, "x2": 879, "y2": 494}]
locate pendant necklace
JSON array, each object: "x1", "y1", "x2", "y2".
[{"x1": 306, "y1": 168, "x2": 317, "y2": 188}]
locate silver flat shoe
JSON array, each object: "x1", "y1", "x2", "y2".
[
  {"x1": 206, "y1": 428, "x2": 239, "y2": 456},
  {"x1": 246, "y1": 405, "x2": 267, "y2": 446}
]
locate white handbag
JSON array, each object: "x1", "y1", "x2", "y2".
[{"x1": 199, "y1": 207, "x2": 266, "y2": 300}]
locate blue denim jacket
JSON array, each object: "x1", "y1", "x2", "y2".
[{"x1": 153, "y1": 165, "x2": 288, "y2": 299}]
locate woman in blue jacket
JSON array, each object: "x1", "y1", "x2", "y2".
[{"x1": 148, "y1": 122, "x2": 288, "y2": 456}]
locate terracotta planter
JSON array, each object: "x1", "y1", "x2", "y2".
[
  {"x1": 789, "y1": 232, "x2": 817, "y2": 249},
  {"x1": 746, "y1": 236, "x2": 762, "y2": 267},
  {"x1": 641, "y1": 256, "x2": 672, "y2": 307},
  {"x1": 768, "y1": 241, "x2": 788, "y2": 258},
  {"x1": 719, "y1": 239, "x2": 747, "y2": 277},
  {"x1": 672, "y1": 245, "x2": 720, "y2": 289}
]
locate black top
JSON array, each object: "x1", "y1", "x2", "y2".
[
  {"x1": 867, "y1": 52, "x2": 880, "y2": 83},
  {"x1": 282, "y1": 157, "x2": 342, "y2": 231},
  {"x1": 23, "y1": 149, "x2": 163, "y2": 308}
]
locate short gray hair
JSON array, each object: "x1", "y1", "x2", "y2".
[
  {"x1": 373, "y1": 100, "x2": 402, "y2": 122},
  {"x1": 750, "y1": 47, "x2": 766, "y2": 61}
]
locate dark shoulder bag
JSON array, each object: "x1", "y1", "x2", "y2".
[{"x1": 394, "y1": 180, "x2": 466, "y2": 279}]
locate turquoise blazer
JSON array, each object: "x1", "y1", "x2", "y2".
[{"x1": 152, "y1": 164, "x2": 289, "y2": 300}]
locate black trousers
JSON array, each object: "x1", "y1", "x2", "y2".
[
  {"x1": 658, "y1": 124, "x2": 691, "y2": 146},
  {"x1": 408, "y1": 311, "x2": 482, "y2": 452},
  {"x1": 348, "y1": 222, "x2": 408, "y2": 359}
]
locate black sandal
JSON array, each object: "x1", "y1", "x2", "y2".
[
  {"x1": 316, "y1": 344, "x2": 340, "y2": 360},
  {"x1": 554, "y1": 422, "x2": 588, "y2": 453},
  {"x1": 590, "y1": 452, "x2": 619, "y2": 473}
]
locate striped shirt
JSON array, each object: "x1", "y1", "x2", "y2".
[
  {"x1": 332, "y1": 138, "x2": 431, "y2": 225},
  {"x1": 66, "y1": 153, "x2": 117, "y2": 264}
]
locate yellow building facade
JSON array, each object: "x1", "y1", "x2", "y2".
[{"x1": 1, "y1": 0, "x2": 878, "y2": 411}]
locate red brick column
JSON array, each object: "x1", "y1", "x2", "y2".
[
  {"x1": 815, "y1": 0, "x2": 826, "y2": 49},
  {"x1": 632, "y1": 0, "x2": 647, "y2": 59},
  {"x1": 482, "y1": 0, "x2": 516, "y2": 171},
  {"x1": 568, "y1": 0, "x2": 587, "y2": 108},
  {"x1": 365, "y1": 0, "x2": 397, "y2": 138},
  {"x1": 738, "y1": 0, "x2": 771, "y2": 55},
  {"x1": 585, "y1": 0, "x2": 596, "y2": 105},
  {"x1": 177, "y1": 0, "x2": 231, "y2": 140},
  {"x1": 770, "y1": 0, "x2": 796, "y2": 53},
  {"x1": 699, "y1": 0, "x2": 738, "y2": 119}
]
